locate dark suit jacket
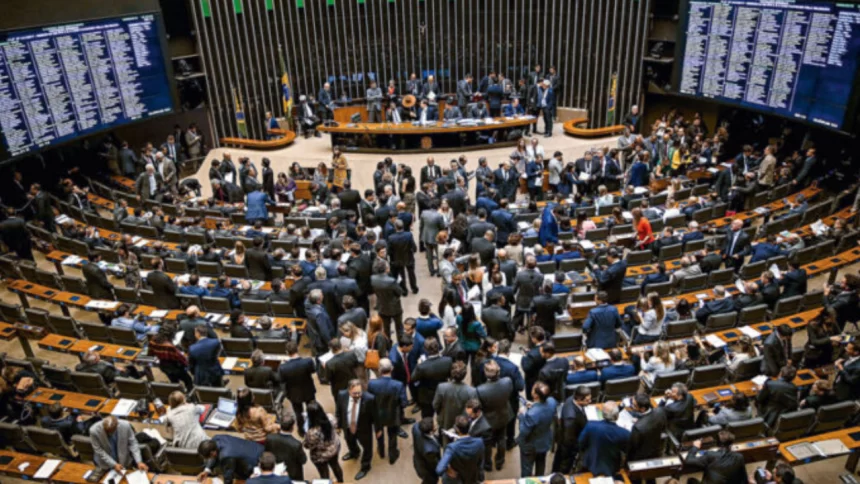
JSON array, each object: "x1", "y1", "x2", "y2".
[
  {"x1": 147, "y1": 270, "x2": 180, "y2": 309},
  {"x1": 476, "y1": 377, "x2": 513, "y2": 430},
  {"x1": 83, "y1": 263, "x2": 113, "y2": 300},
  {"x1": 594, "y1": 260, "x2": 628, "y2": 303},
  {"x1": 243, "y1": 366, "x2": 279, "y2": 390},
  {"x1": 700, "y1": 253, "x2": 723, "y2": 274},
  {"x1": 558, "y1": 397, "x2": 588, "y2": 448},
  {"x1": 335, "y1": 390, "x2": 376, "y2": 436},
  {"x1": 757, "y1": 378, "x2": 798, "y2": 428},
  {"x1": 583, "y1": 304, "x2": 622, "y2": 349},
  {"x1": 835, "y1": 357, "x2": 860, "y2": 400},
  {"x1": 442, "y1": 340, "x2": 468, "y2": 363},
  {"x1": 695, "y1": 297, "x2": 735, "y2": 325},
  {"x1": 412, "y1": 425, "x2": 441, "y2": 483},
  {"x1": 277, "y1": 357, "x2": 316, "y2": 403},
  {"x1": 471, "y1": 237, "x2": 496, "y2": 266},
  {"x1": 522, "y1": 345, "x2": 546, "y2": 397},
  {"x1": 684, "y1": 446, "x2": 748, "y2": 484},
  {"x1": 482, "y1": 305, "x2": 513, "y2": 341},
  {"x1": 264, "y1": 433, "x2": 306, "y2": 481},
  {"x1": 367, "y1": 376, "x2": 406, "y2": 427},
  {"x1": 245, "y1": 248, "x2": 272, "y2": 281},
  {"x1": 326, "y1": 352, "x2": 361, "y2": 398},
  {"x1": 760, "y1": 282, "x2": 780, "y2": 310},
  {"x1": 338, "y1": 189, "x2": 361, "y2": 214},
  {"x1": 537, "y1": 357, "x2": 569, "y2": 399},
  {"x1": 578, "y1": 420, "x2": 630, "y2": 477},
  {"x1": 493, "y1": 168, "x2": 518, "y2": 200},
  {"x1": 442, "y1": 190, "x2": 467, "y2": 216},
  {"x1": 371, "y1": 274, "x2": 405, "y2": 315},
  {"x1": 533, "y1": 294, "x2": 563, "y2": 336},
  {"x1": 713, "y1": 169, "x2": 733, "y2": 201},
  {"x1": 189, "y1": 337, "x2": 224, "y2": 387},
  {"x1": 513, "y1": 269, "x2": 544, "y2": 309},
  {"x1": 628, "y1": 408, "x2": 668, "y2": 461},
  {"x1": 388, "y1": 231, "x2": 417, "y2": 266},
  {"x1": 0, "y1": 217, "x2": 32, "y2": 259},
  {"x1": 760, "y1": 332, "x2": 790, "y2": 376},
  {"x1": 779, "y1": 269, "x2": 808, "y2": 298},
  {"x1": 661, "y1": 394, "x2": 696, "y2": 437},
  {"x1": 412, "y1": 355, "x2": 453, "y2": 407},
  {"x1": 211, "y1": 434, "x2": 264, "y2": 484},
  {"x1": 722, "y1": 229, "x2": 751, "y2": 259}
]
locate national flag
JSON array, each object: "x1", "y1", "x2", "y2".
[
  {"x1": 233, "y1": 87, "x2": 248, "y2": 138},
  {"x1": 606, "y1": 72, "x2": 617, "y2": 126},
  {"x1": 279, "y1": 45, "x2": 293, "y2": 129}
]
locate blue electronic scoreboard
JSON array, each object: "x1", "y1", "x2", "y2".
[{"x1": 0, "y1": 14, "x2": 173, "y2": 160}]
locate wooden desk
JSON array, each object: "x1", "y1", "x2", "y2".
[
  {"x1": 38, "y1": 333, "x2": 78, "y2": 352},
  {"x1": 318, "y1": 117, "x2": 538, "y2": 153},
  {"x1": 69, "y1": 339, "x2": 141, "y2": 362},
  {"x1": 26, "y1": 388, "x2": 107, "y2": 413},
  {"x1": 690, "y1": 369, "x2": 816, "y2": 406},
  {"x1": 220, "y1": 128, "x2": 297, "y2": 151},
  {"x1": 779, "y1": 426, "x2": 860, "y2": 471},
  {"x1": 110, "y1": 175, "x2": 136, "y2": 192},
  {"x1": 0, "y1": 451, "x2": 48, "y2": 479},
  {"x1": 51, "y1": 461, "x2": 101, "y2": 484},
  {"x1": 562, "y1": 117, "x2": 626, "y2": 138},
  {"x1": 152, "y1": 475, "x2": 220, "y2": 484},
  {"x1": 0, "y1": 321, "x2": 16, "y2": 341},
  {"x1": 487, "y1": 472, "x2": 631, "y2": 484}
]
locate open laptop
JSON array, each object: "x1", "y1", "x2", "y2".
[{"x1": 207, "y1": 398, "x2": 237, "y2": 427}]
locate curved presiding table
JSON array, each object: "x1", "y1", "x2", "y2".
[
  {"x1": 219, "y1": 128, "x2": 297, "y2": 150},
  {"x1": 563, "y1": 117, "x2": 626, "y2": 138},
  {"x1": 317, "y1": 117, "x2": 537, "y2": 153}
]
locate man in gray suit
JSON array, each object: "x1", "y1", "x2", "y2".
[
  {"x1": 442, "y1": 97, "x2": 462, "y2": 121},
  {"x1": 420, "y1": 199, "x2": 446, "y2": 276},
  {"x1": 457, "y1": 74, "x2": 473, "y2": 109},
  {"x1": 366, "y1": 81, "x2": 384, "y2": 123},
  {"x1": 90, "y1": 416, "x2": 148, "y2": 471},
  {"x1": 156, "y1": 152, "x2": 177, "y2": 195},
  {"x1": 433, "y1": 361, "x2": 477, "y2": 445},
  {"x1": 135, "y1": 164, "x2": 164, "y2": 202},
  {"x1": 513, "y1": 255, "x2": 544, "y2": 331}
]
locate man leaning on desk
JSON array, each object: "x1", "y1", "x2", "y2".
[{"x1": 90, "y1": 416, "x2": 148, "y2": 473}]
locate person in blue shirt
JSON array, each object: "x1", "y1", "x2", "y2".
[
  {"x1": 246, "y1": 185, "x2": 275, "y2": 224},
  {"x1": 525, "y1": 157, "x2": 544, "y2": 201},
  {"x1": 640, "y1": 262, "x2": 670, "y2": 295},
  {"x1": 681, "y1": 220, "x2": 704, "y2": 248},
  {"x1": 246, "y1": 452, "x2": 292, "y2": 484},
  {"x1": 626, "y1": 155, "x2": 649, "y2": 187},
  {"x1": 210, "y1": 275, "x2": 242, "y2": 308},
  {"x1": 415, "y1": 299, "x2": 444, "y2": 339},
  {"x1": 476, "y1": 195, "x2": 499, "y2": 215},
  {"x1": 436, "y1": 415, "x2": 485, "y2": 483},
  {"x1": 578, "y1": 401, "x2": 631, "y2": 478},
  {"x1": 582, "y1": 291, "x2": 623, "y2": 349},
  {"x1": 502, "y1": 97, "x2": 525, "y2": 117},
  {"x1": 553, "y1": 240, "x2": 582, "y2": 265},
  {"x1": 518, "y1": 381, "x2": 558, "y2": 477},
  {"x1": 538, "y1": 205, "x2": 562, "y2": 246},
  {"x1": 551, "y1": 272, "x2": 570, "y2": 295},
  {"x1": 179, "y1": 274, "x2": 211, "y2": 298},
  {"x1": 599, "y1": 349, "x2": 637, "y2": 383},
  {"x1": 111, "y1": 304, "x2": 159, "y2": 342},
  {"x1": 749, "y1": 234, "x2": 789, "y2": 264},
  {"x1": 566, "y1": 356, "x2": 599, "y2": 385}
]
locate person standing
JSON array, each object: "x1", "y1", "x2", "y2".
[
  {"x1": 388, "y1": 219, "x2": 419, "y2": 294},
  {"x1": 366, "y1": 81, "x2": 384, "y2": 123},
  {"x1": 89, "y1": 416, "x2": 148, "y2": 472},
  {"x1": 420, "y1": 200, "x2": 446, "y2": 277},
  {"x1": 371, "y1": 260, "x2": 407, "y2": 339},
  {"x1": 435, "y1": 416, "x2": 485, "y2": 484},
  {"x1": 578, "y1": 401, "x2": 630, "y2": 477},
  {"x1": 411, "y1": 338, "x2": 454, "y2": 419},
  {"x1": 277, "y1": 342, "x2": 316, "y2": 436},
  {"x1": 264, "y1": 416, "x2": 307, "y2": 482},
  {"x1": 536, "y1": 79, "x2": 555, "y2": 137},
  {"x1": 367, "y1": 359, "x2": 408, "y2": 463},
  {"x1": 518, "y1": 381, "x2": 558, "y2": 478},
  {"x1": 0, "y1": 207, "x2": 33, "y2": 260},
  {"x1": 189, "y1": 325, "x2": 224, "y2": 387},
  {"x1": 412, "y1": 417, "x2": 441, "y2": 484},
  {"x1": 302, "y1": 401, "x2": 344, "y2": 482},
  {"x1": 336, "y1": 380, "x2": 376, "y2": 480},
  {"x1": 475, "y1": 360, "x2": 513, "y2": 472},
  {"x1": 198, "y1": 435, "x2": 264, "y2": 484},
  {"x1": 552, "y1": 385, "x2": 590, "y2": 474}
]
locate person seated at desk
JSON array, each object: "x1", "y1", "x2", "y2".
[
  {"x1": 733, "y1": 282, "x2": 762, "y2": 311},
  {"x1": 651, "y1": 227, "x2": 682, "y2": 257},
  {"x1": 442, "y1": 97, "x2": 462, "y2": 121},
  {"x1": 90, "y1": 416, "x2": 149, "y2": 472},
  {"x1": 244, "y1": 349, "x2": 281, "y2": 390},
  {"x1": 415, "y1": 100, "x2": 437, "y2": 125},
  {"x1": 694, "y1": 285, "x2": 735, "y2": 325},
  {"x1": 503, "y1": 97, "x2": 525, "y2": 117},
  {"x1": 683, "y1": 430, "x2": 747, "y2": 484},
  {"x1": 703, "y1": 392, "x2": 753, "y2": 427},
  {"x1": 641, "y1": 262, "x2": 670, "y2": 294},
  {"x1": 247, "y1": 451, "x2": 293, "y2": 484},
  {"x1": 659, "y1": 382, "x2": 696, "y2": 439},
  {"x1": 111, "y1": 304, "x2": 159, "y2": 342},
  {"x1": 76, "y1": 350, "x2": 123, "y2": 385},
  {"x1": 599, "y1": 349, "x2": 636, "y2": 384},
  {"x1": 551, "y1": 272, "x2": 570, "y2": 295},
  {"x1": 41, "y1": 402, "x2": 86, "y2": 444},
  {"x1": 179, "y1": 274, "x2": 210, "y2": 299},
  {"x1": 257, "y1": 316, "x2": 289, "y2": 339},
  {"x1": 800, "y1": 379, "x2": 838, "y2": 410},
  {"x1": 298, "y1": 95, "x2": 321, "y2": 138},
  {"x1": 470, "y1": 95, "x2": 490, "y2": 119},
  {"x1": 164, "y1": 391, "x2": 209, "y2": 449},
  {"x1": 566, "y1": 356, "x2": 598, "y2": 385},
  {"x1": 749, "y1": 234, "x2": 789, "y2": 264}
]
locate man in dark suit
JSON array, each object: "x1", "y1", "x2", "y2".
[
  {"x1": 593, "y1": 248, "x2": 627, "y2": 304},
  {"x1": 552, "y1": 385, "x2": 590, "y2": 474},
  {"x1": 325, "y1": 339, "x2": 361, "y2": 401},
  {"x1": 493, "y1": 160, "x2": 518, "y2": 202},
  {"x1": 514, "y1": 256, "x2": 545, "y2": 330},
  {"x1": 834, "y1": 342, "x2": 860, "y2": 400},
  {"x1": 147, "y1": 257, "x2": 180, "y2": 309},
  {"x1": 599, "y1": 349, "x2": 637, "y2": 383},
  {"x1": 470, "y1": 230, "x2": 496, "y2": 267},
  {"x1": 189, "y1": 325, "x2": 224, "y2": 387},
  {"x1": 699, "y1": 241, "x2": 724, "y2": 274},
  {"x1": 659, "y1": 382, "x2": 695, "y2": 439},
  {"x1": 436, "y1": 416, "x2": 485, "y2": 483},
  {"x1": 337, "y1": 180, "x2": 361, "y2": 214},
  {"x1": 522, "y1": 327, "x2": 547, "y2": 400},
  {"x1": 308, "y1": 266, "x2": 340, "y2": 322},
  {"x1": 420, "y1": 157, "x2": 442, "y2": 186},
  {"x1": 482, "y1": 294, "x2": 514, "y2": 342},
  {"x1": 278, "y1": 342, "x2": 316, "y2": 436},
  {"x1": 264, "y1": 417, "x2": 307, "y2": 481},
  {"x1": 244, "y1": 350, "x2": 280, "y2": 390},
  {"x1": 488, "y1": 339, "x2": 525, "y2": 448},
  {"x1": 684, "y1": 430, "x2": 747, "y2": 484},
  {"x1": 628, "y1": 394, "x2": 668, "y2": 482},
  {"x1": 245, "y1": 237, "x2": 272, "y2": 281},
  {"x1": 824, "y1": 274, "x2": 860, "y2": 331},
  {"x1": 367, "y1": 358, "x2": 407, "y2": 462},
  {"x1": 532, "y1": 283, "x2": 564, "y2": 337},
  {"x1": 518, "y1": 381, "x2": 558, "y2": 477},
  {"x1": 537, "y1": 343, "x2": 569, "y2": 400},
  {"x1": 475, "y1": 360, "x2": 513, "y2": 471},
  {"x1": 388, "y1": 219, "x2": 419, "y2": 294},
  {"x1": 722, "y1": 219, "x2": 751, "y2": 272},
  {"x1": 198, "y1": 434, "x2": 264, "y2": 484},
  {"x1": 761, "y1": 324, "x2": 792, "y2": 377},
  {"x1": 336, "y1": 380, "x2": 376, "y2": 480},
  {"x1": 694, "y1": 285, "x2": 736, "y2": 326},
  {"x1": 412, "y1": 338, "x2": 453, "y2": 419},
  {"x1": 346, "y1": 243, "x2": 373, "y2": 313},
  {"x1": 758, "y1": 270, "x2": 781, "y2": 310},
  {"x1": 778, "y1": 261, "x2": 807, "y2": 298},
  {"x1": 578, "y1": 401, "x2": 630, "y2": 477},
  {"x1": 441, "y1": 327, "x2": 468, "y2": 364},
  {"x1": 757, "y1": 365, "x2": 799, "y2": 428},
  {"x1": 712, "y1": 163, "x2": 735, "y2": 202},
  {"x1": 371, "y1": 260, "x2": 407, "y2": 338},
  {"x1": 412, "y1": 418, "x2": 441, "y2": 484},
  {"x1": 83, "y1": 253, "x2": 114, "y2": 301},
  {"x1": 583, "y1": 291, "x2": 622, "y2": 349},
  {"x1": 0, "y1": 207, "x2": 33, "y2": 260}
]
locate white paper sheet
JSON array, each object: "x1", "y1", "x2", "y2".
[
  {"x1": 221, "y1": 357, "x2": 238, "y2": 370},
  {"x1": 735, "y1": 279, "x2": 746, "y2": 294},
  {"x1": 111, "y1": 398, "x2": 137, "y2": 417},
  {"x1": 705, "y1": 334, "x2": 727, "y2": 348},
  {"x1": 125, "y1": 470, "x2": 150, "y2": 484},
  {"x1": 751, "y1": 375, "x2": 769, "y2": 388},
  {"x1": 739, "y1": 326, "x2": 761, "y2": 339},
  {"x1": 33, "y1": 460, "x2": 61, "y2": 479},
  {"x1": 150, "y1": 310, "x2": 168, "y2": 318},
  {"x1": 617, "y1": 410, "x2": 636, "y2": 431},
  {"x1": 769, "y1": 264, "x2": 782, "y2": 279}
]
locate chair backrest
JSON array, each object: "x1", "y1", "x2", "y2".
[
  {"x1": 151, "y1": 381, "x2": 186, "y2": 401},
  {"x1": 692, "y1": 207, "x2": 712, "y2": 224},
  {"x1": 726, "y1": 418, "x2": 767, "y2": 442},
  {"x1": 739, "y1": 304, "x2": 769, "y2": 325},
  {"x1": 733, "y1": 356, "x2": 763, "y2": 382},
  {"x1": 0, "y1": 423, "x2": 36, "y2": 453},
  {"x1": 42, "y1": 364, "x2": 75, "y2": 390},
  {"x1": 773, "y1": 409, "x2": 815, "y2": 441},
  {"x1": 684, "y1": 238, "x2": 706, "y2": 253},
  {"x1": 650, "y1": 193, "x2": 668, "y2": 206},
  {"x1": 256, "y1": 339, "x2": 289, "y2": 354},
  {"x1": 620, "y1": 285, "x2": 640, "y2": 303},
  {"x1": 679, "y1": 274, "x2": 708, "y2": 292},
  {"x1": 585, "y1": 227, "x2": 609, "y2": 241},
  {"x1": 164, "y1": 231, "x2": 185, "y2": 243},
  {"x1": 705, "y1": 312, "x2": 737, "y2": 332},
  {"x1": 792, "y1": 246, "x2": 817, "y2": 266},
  {"x1": 224, "y1": 264, "x2": 250, "y2": 278},
  {"x1": 108, "y1": 326, "x2": 142, "y2": 347},
  {"x1": 222, "y1": 337, "x2": 255, "y2": 357},
  {"x1": 71, "y1": 435, "x2": 95, "y2": 463},
  {"x1": 197, "y1": 261, "x2": 223, "y2": 277},
  {"x1": 24, "y1": 426, "x2": 76, "y2": 459},
  {"x1": 178, "y1": 293, "x2": 201, "y2": 309},
  {"x1": 537, "y1": 260, "x2": 556, "y2": 275},
  {"x1": 602, "y1": 376, "x2": 641, "y2": 402},
  {"x1": 164, "y1": 447, "x2": 206, "y2": 475},
  {"x1": 552, "y1": 333, "x2": 583, "y2": 353},
  {"x1": 560, "y1": 258, "x2": 587, "y2": 272},
  {"x1": 772, "y1": 295, "x2": 802, "y2": 318},
  {"x1": 114, "y1": 286, "x2": 139, "y2": 304},
  {"x1": 271, "y1": 301, "x2": 295, "y2": 317},
  {"x1": 115, "y1": 377, "x2": 152, "y2": 400},
  {"x1": 739, "y1": 261, "x2": 767, "y2": 280},
  {"x1": 61, "y1": 276, "x2": 90, "y2": 295},
  {"x1": 707, "y1": 268, "x2": 735, "y2": 287},
  {"x1": 658, "y1": 243, "x2": 683, "y2": 261},
  {"x1": 564, "y1": 381, "x2": 601, "y2": 402},
  {"x1": 250, "y1": 388, "x2": 277, "y2": 412},
  {"x1": 194, "y1": 386, "x2": 233, "y2": 404},
  {"x1": 771, "y1": 183, "x2": 791, "y2": 200},
  {"x1": 139, "y1": 289, "x2": 159, "y2": 306},
  {"x1": 625, "y1": 250, "x2": 652, "y2": 266},
  {"x1": 165, "y1": 258, "x2": 189, "y2": 273},
  {"x1": 815, "y1": 239, "x2": 836, "y2": 258},
  {"x1": 711, "y1": 203, "x2": 727, "y2": 219},
  {"x1": 649, "y1": 370, "x2": 690, "y2": 396},
  {"x1": 801, "y1": 290, "x2": 824, "y2": 310},
  {"x1": 809, "y1": 401, "x2": 858, "y2": 435},
  {"x1": 689, "y1": 364, "x2": 727, "y2": 389},
  {"x1": 36, "y1": 269, "x2": 61, "y2": 289},
  {"x1": 48, "y1": 314, "x2": 81, "y2": 338},
  {"x1": 598, "y1": 203, "x2": 620, "y2": 216},
  {"x1": 24, "y1": 307, "x2": 50, "y2": 328},
  {"x1": 645, "y1": 281, "x2": 673, "y2": 297},
  {"x1": 681, "y1": 425, "x2": 722, "y2": 446},
  {"x1": 202, "y1": 296, "x2": 231, "y2": 313},
  {"x1": 79, "y1": 321, "x2": 113, "y2": 343},
  {"x1": 71, "y1": 371, "x2": 113, "y2": 397},
  {"x1": 665, "y1": 214, "x2": 687, "y2": 229},
  {"x1": 610, "y1": 224, "x2": 633, "y2": 235},
  {"x1": 666, "y1": 319, "x2": 697, "y2": 339}
]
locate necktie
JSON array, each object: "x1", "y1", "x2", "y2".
[
  {"x1": 349, "y1": 398, "x2": 359, "y2": 434},
  {"x1": 394, "y1": 110, "x2": 400, "y2": 123},
  {"x1": 402, "y1": 352, "x2": 410, "y2": 383},
  {"x1": 730, "y1": 231, "x2": 739, "y2": 254}
]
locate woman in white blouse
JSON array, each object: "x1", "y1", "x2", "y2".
[
  {"x1": 164, "y1": 392, "x2": 209, "y2": 449},
  {"x1": 662, "y1": 198, "x2": 681, "y2": 223},
  {"x1": 595, "y1": 185, "x2": 615, "y2": 208},
  {"x1": 526, "y1": 137, "x2": 545, "y2": 162},
  {"x1": 633, "y1": 293, "x2": 664, "y2": 344},
  {"x1": 640, "y1": 341, "x2": 677, "y2": 384},
  {"x1": 339, "y1": 321, "x2": 368, "y2": 363},
  {"x1": 438, "y1": 198, "x2": 454, "y2": 226},
  {"x1": 726, "y1": 335, "x2": 760, "y2": 372}
]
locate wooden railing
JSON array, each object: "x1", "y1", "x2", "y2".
[
  {"x1": 218, "y1": 128, "x2": 297, "y2": 150},
  {"x1": 563, "y1": 117, "x2": 626, "y2": 138}
]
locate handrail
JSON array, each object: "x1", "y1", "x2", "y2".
[
  {"x1": 218, "y1": 128, "x2": 297, "y2": 150},
  {"x1": 563, "y1": 117, "x2": 626, "y2": 138}
]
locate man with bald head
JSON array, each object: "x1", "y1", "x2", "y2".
[
  {"x1": 722, "y1": 218, "x2": 751, "y2": 272},
  {"x1": 471, "y1": 229, "x2": 497, "y2": 266},
  {"x1": 90, "y1": 416, "x2": 148, "y2": 472},
  {"x1": 135, "y1": 163, "x2": 164, "y2": 202}
]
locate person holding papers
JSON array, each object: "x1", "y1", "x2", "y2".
[
  {"x1": 582, "y1": 291, "x2": 623, "y2": 349},
  {"x1": 833, "y1": 342, "x2": 860, "y2": 400},
  {"x1": 683, "y1": 430, "x2": 747, "y2": 484},
  {"x1": 198, "y1": 434, "x2": 264, "y2": 484},
  {"x1": 246, "y1": 452, "x2": 292, "y2": 484},
  {"x1": 90, "y1": 416, "x2": 148, "y2": 472},
  {"x1": 577, "y1": 401, "x2": 630, "y2": 478},
  {"x1": 756, "y1": 365, "x2": 799, "y2": 428}
]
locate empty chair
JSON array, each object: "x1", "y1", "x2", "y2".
[
  {"x1": 705, "y1": 312, "x2": 737, "y2": 332},
  {"x1": 585, "y1": 227, "x2": 609, "y2": 241},
  {"x1": 665, "y1": 214, "x2": 687, "y2": 229},
  {"x1": 71, "y1": 435, "x2": 95, "y2": 463},
  {"x1": 42, "y1": 365, "x2": 76, "y2": 390},
  {"x1": 79, "y1": 321, "x2": 113, "y2": 343},
  {"x1": 732, "y1": 356, "x2": 763, "y2": 382},
  {"x1": 197, "y1": 261, "x2": 222, "y2": 277},
  {"x1": 620, "y1": 285, "x2": 640, "y2": 304},
  {"x1": 707, "y1": 269, "x2": 735, "y2": 287},
  {"x1": 801, "y1": 290, "x2": 824, "y2": 310},
  {"x1": 60, "y1": 276, "x2": 89, "y2": 295},
  {"x1": 807, "y1": 401, "x2": 858, "y2": 435},
  {"x1": 537, "y1": 260, "x2": 556, "y2": 275},
  {"x1": 151, "y1": 381, "x2": 186, "y2": 402},
  {"x1": 0, "y1": 301, "x2": 23, "y2": 322},
  {"x1": 139, "y1": 289, "x2": 160, "y2": 307},
  {"x1": 270, "y1": 301, "x2": 295, "y2": 317},
  {"x1": 771, "y1": 295, "x2": 802, "y2": 318},
  {"x1": 164, "y1": 231, "x2": 185, "y2": 243},
  {"x1": 711, "y1": 203, "x2": 727, "y2": 219},
  {"x1": 48, "y1": 314, "x2": 81, "y2": 338},
  {"x1": 598, "y1": 203, "x2": 620, "y2": 216},
  {"x1": 202, "y1": 296, "x2": 232, "y2": 313},
  {"x1": 676, "y1": 425, "x2": 722, "y2": 448},
  {"x1": 692, "y1": 207, "x2": 711, "y2": 224},
  {"x1": 194, "y1": 386, "x2": 233, "y2": 405},
  {"x1": 601, "y1": 376, "x2": 641, "y2": 402},
  {"x1": 178, "y1": 294, "x2": 201, "y2": 309},
  {"x1": 241, "y1": 298, "x2": 270, "y2": 316},
  {"x1": 109, "y1": 326, "x2": 143, "y2": 347},
  {"x1": 114, "y1": 287, "x2": 139, "y2": 305},
  {"x1": 0, "y1": 256, "x2": 21, "y2": 279},
  {"x1": 658, "y1": 244, "x2": 683, "y2": 262},
  {"x1": 772, "y1": 409, "x2": 815, "y2": 441},
  {"x1": 560, "y1": 258, "x2": 587, "y2": 272},
  {"x1": 256, "y1": 339, "x2": 288, "y2": 354},
  {"x1": 4, "y1": 357, "x2": 40, "y2": 378},
  {"x1": 36, "y1": 269, "x2": 61, "y2": 289},
  {"x1": 679, "y1": 274, "x2": 708, "y2": 292},
  {"x1": 646, "y1": 370, "x2": 689, "y2": 396},
  {"x1": 726, "y1": 418, "x2": 768, "y2": 442},
  {"x1": 551, "y1": 333, "x2": 583, "y2": 353},
  {"x1": 224, "y1": 264, "x2": 250, "y2": 279},
  {"x1": 24, "y1": 307, "x2": 51, "y2": 329},
  {"x1": 164, "y1": 447, "x2": 206, "y2": 475},
  {"x1": 24, "y1": 426, "x2": 77, "y2": 459},
  {"x1": 739, "y1": 261, "x2": 767, "y2": 281},
  {"x1": 250, "y1": 388, "x2": 281, "y2": 413},
  {"x1": 738, "y1": 304, "x2": 769, "y2": 325},
  {"x1": 625, "y1": 250, "x2": 652, "y2": 266},
  {"x1": 645, "y1": 281, "x2": 673, "y2": 297},
  {"x1": 571, "y1": 292, "x2": 596, "y2": 303},
  {"x1": 665, "y1": 319, "x2": 697, "y2": 339},
  {"x1": 0, "y1": 422, "x2": 37, "y2": 453},
  {"x1": 792, "y1": 246, "x2": 817, "y2": 266},
  {"x1": 115, "y1": 377, "x2": 152, "y2": 400},
  {"x1": 19, "y1": 262, "x2": 38, "y2": 283},
  {"x1": 165, "y1": 258, "x2": 189, "y2": 273},
  {"x1": 71, "y1": 371, "x2": 114, "y2": 398},
  {"x1": 684, "y1": 238, "x2": 706, "y2": 253},
  {"x1": 610, "y1": 223, "x2": 633, "y2": 235},
  {"x1": 222, "y1": 338, "x2": 254, "y2": 357},
  {"x1": 688, "y1": 364, "x2": 727, "y2": 390}
]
